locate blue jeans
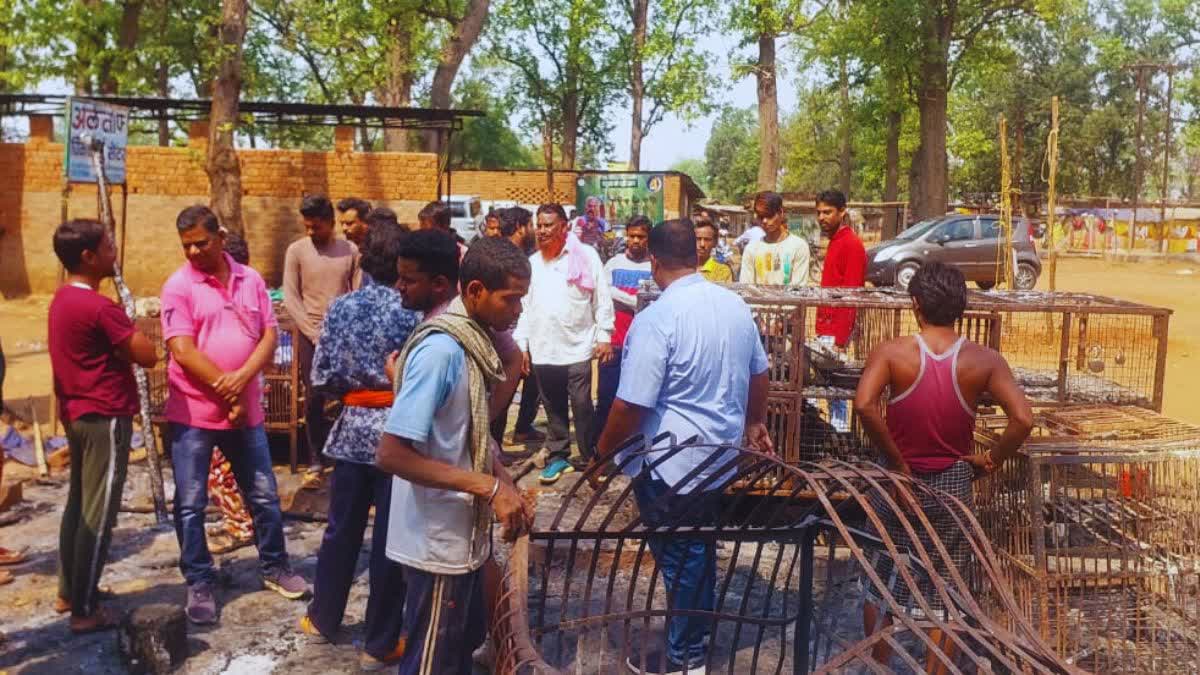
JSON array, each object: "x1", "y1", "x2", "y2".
[
  {"x1": 169, "y1": 423, "x2": 290, "y2": 586},
  {"x1": 632, "y1": 472, "x2": 720, "y2": 666}
]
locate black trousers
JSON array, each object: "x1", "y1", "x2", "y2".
[
  {"x1": 296, "y1": 333, "x2": 331, "y2": 472},
  {"x1": 397, "y1": 566, "x2": 485, "y2": 675},
  {"x1": 307, "y1": 460, "x2": 406, "y2": 659},
  {"x1": 533, "y1": 360, "x2": 594, "y2": 463},
  {"x1": 489, "y1": 373, "x2": 543, "y2": 443}
]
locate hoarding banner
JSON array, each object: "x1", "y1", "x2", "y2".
[
  {"x1": 576, "y1": 173, "x2": 665, "y2": 225},
  {"x1": 65, "y1": 97, "x2": 129, "y2": 184}
]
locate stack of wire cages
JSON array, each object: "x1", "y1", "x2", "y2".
[
  {"x1": 974, "y1": 405, "x2": 1200, "y2": 673},
  {"x1": 637, "y1": 285, "x2": 1170, "y2": 468},
  {"x1": 974, "y1": 292, "x2": 1172, "y2": 410}
]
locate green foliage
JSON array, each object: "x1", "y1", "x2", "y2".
[
  {"x1": 450, "y1": 75, "x2": 540, "y2": 169},
  {"x1": 622, "y1": 0, "x2": 721, "y2": 135},
  {"x1": 487, "y1": 0, "x2": 624, "y2": 168},
  {"x1": 668, "y1": 157, "x2": 710, "y2": 195},
  {"x1": 704, "y1": 106, "x2": 760, "y2": 203},
  {"x1": 1, "y1": 0, "x2": 1197, "y2": 204}
]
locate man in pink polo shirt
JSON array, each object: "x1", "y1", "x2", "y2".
[{"x1": 161, "y1": 205, "x2": 308, "y2": 626}]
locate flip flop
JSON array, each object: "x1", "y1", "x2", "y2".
[
  {"x1": 0, "y1": 546, "x2": 27, "y2": 565},
  {"x1": 207, "y1": 532, "x2": 254, "y2": 555},
  {"x1": 56, "y1": 586, "x2": 115, "y2": 614},
  {"x1": 0, "y1": 569, "x2": 13, "y2": 585},
  {"x1": 300, "y1": 471, "x2": 324, "y2": 491},
  {"x1": 69, "y1": 606, "x2": 122, "y2": 635}
]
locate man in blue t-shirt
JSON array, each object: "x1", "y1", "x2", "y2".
[
  {"x1": 375, "y1": 236, "x2": 535, "y2": 675},
  {"x1": 595, "y1": 219, "x2": 774, "y2": 675}
]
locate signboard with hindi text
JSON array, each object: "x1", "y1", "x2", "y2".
[
  {"x1": 575, "y1": 173, "x2": 665, "y2": 225},
  {"x1": 65, "y1": 97, "x2": 129, "y2": 184}
]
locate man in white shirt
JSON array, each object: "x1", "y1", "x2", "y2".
[
  {"x1": 739, "y1": 191, "x2": 811, "y2": 287},
  {"x1": 734, "y1": 223, "x2": 766, "y2": 249},
  {"x1": 513, "y1": 204, "x2": 616, "y2": 484}
]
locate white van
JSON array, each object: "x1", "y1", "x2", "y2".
[{"x1": 444, "y1": 195, "x2": 483, "y2": 242}]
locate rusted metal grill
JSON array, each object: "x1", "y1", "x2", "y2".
[
  {"x1": 975, "y1": 408, "x2": 1200, "y2": 672},
  {"x1": 134, "y1": 311, "x2": 306, "y2": 470},
  {"x1": 492, "y1": 438, "x2": 1073, "y2": 673}
]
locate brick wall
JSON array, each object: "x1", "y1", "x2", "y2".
[
  {"x1": 0, "y1": 118, "x2": 438, "y2": 297},
  {"x1": 449, "y1": 170, "x2": 579, "y2": 205},
  {"x1": 449, "y1": 169, "x2": 694, "y2": 220}
]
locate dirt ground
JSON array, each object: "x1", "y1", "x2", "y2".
[
  {"x1": 1030, "y1": 256, "x2": 1200, "y2": 424},
  {"x1": 0, "y1": 256, "x2": 1197, "y2": 673}
]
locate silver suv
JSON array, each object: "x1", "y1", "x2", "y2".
[{"x1": 866, "y1": 214, "x2": 1041, "y2": 290}]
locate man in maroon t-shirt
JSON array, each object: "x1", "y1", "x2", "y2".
[{"x1": 49, "y1": 219, "x2": 158, "y2": 633}]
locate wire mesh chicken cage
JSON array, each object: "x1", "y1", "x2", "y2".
[
  {"x1": 637, "y1": 285, "x2": 1172, "y2": 464},
  {"x1": 974, "y1": 406, "x2": 1200, "y2": 673}
]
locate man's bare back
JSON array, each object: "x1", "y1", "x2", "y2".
[{"x1": 868, "y1": 331, "x2": 1024, "y2": 415}]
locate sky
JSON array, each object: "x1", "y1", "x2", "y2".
[{"x1": 607, "y1": 37, "x2": 799, "y2": 171}]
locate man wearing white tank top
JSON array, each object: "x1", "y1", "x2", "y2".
[{"x1": 852, "y1": 261, "x2": 1033, "y2": 671}]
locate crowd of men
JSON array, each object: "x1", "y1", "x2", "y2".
[{"x1": 32, "y1": 186, "x2": 1032, "y2": 674}]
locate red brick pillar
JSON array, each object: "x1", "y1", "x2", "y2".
[
  {"x1": 188, "y1": 120, "x2": 210, "y2": 150},
  {"x1": 334, "y1": 126, "x2": 355, "y2": 153},
  {"x1": 28, "y1": 115, "x2": 54, "y2": 145}
]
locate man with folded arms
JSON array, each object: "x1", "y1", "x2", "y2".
[{"x1": 162, "y1": 205, "x2": 308, "y2": 625}]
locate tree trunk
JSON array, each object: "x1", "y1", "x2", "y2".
[
  {"x1": 423, "y1": 0, "x2": 491, "y2": 153},
  {"x1": 909, "y1": 11, "x2": 952, "y2": 220},
  {"x1": 379, "y1": 18, "x2": 415, "y2": 152},
  {"x1": 628, "y1": 0, "x2": 649, "y2": 171},
  {"x1": 837, "y1": 0, "x2": 851, "y2": 195},
  {"x1": 156, "y1": 0, "x2": 170, "y2": 145},
  {"x1": 838, "y1": 56, "x2": 851, "y2": 195},
  {"x1": 909, "y1": 59, "x2": 949, "y2": 219},
  {"x1": 1013, "y1": 102, "x2": 1025, "y2": 216},
  {"x1": 756, "y1": 33, "x2": 779, "y2": 191},
  {"x1": 205, "y1": 0, "x2": 248, "y2": 235},
  {"x1": 883, "y1": 106, "x2": 902, "y2": 239},
  {"x1": 542, "y1": 121, "x2": 555, "y2": 198},
  {"x1": 561, "y1": 91, "x2": 579, "y2": 170},
  {"x1": 99, "y1": 1, "x2": 143, "y2": 95}
]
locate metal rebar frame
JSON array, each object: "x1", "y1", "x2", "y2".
[
  {"x1": 975, "y1": 407, "x2": 1200, "y2": 673},
  {"x1": 490, "y1": 437, "x2": 1077, "y2": 674}
]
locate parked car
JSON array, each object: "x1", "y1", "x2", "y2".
[
  {"x1": 444, "y1": 194, "x2": 483, "y2": 242},
  {"x1": 866, "y1": 214, "x2": 1041, "y2": 291}
]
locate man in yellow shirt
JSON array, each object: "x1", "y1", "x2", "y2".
[{"x1": 695, "y1": 215, "x2": 733, "y2": 283}]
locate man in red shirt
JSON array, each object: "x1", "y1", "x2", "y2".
[
  {"x1": 815, "y1": 189, "x2": 867, "y2": 344},
  {"x1": 49, "y1": 219, "x2": 159, "y2": 633},
  {"x1": 815, "y1": 190, "x2": 867, "y2": 432}
]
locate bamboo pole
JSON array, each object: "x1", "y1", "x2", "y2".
[
  {"x1": 87, "y1": 138, "x2": 169, "y2": 525},
  {"x1": 1047, "y1": 97, "x2": 1060, "y2": 293},
  {"x1": 997, "y1": 115, "x2": 1015, "y2": 288}
]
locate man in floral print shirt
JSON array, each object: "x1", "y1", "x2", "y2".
[{"x1": 299, "y1": 221, "x2": 417, "y2": 670}]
